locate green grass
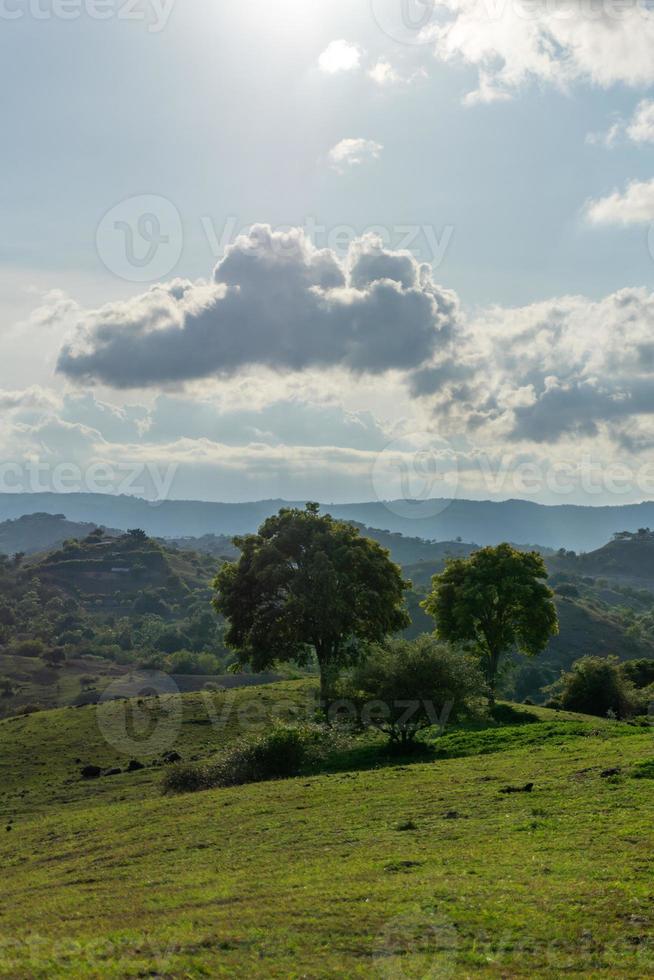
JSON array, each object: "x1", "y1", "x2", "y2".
[
  {"x1": 0, "y1": 681, "x2": 317, "y2": 817},
  {"x1": 0, "y1": 682, "x2": 652, "y2": 977}
]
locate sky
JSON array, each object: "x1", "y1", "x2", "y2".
[{"x1": 2, "y1": 0, "x2": 654, "y2": 509}]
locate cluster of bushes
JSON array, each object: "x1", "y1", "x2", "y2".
[
  {"x1": 162, "y1": 723, "x2": 337, "y2": 794},
  {"x1": 546, "y1": 655, "x2": 654, "y2": 719},
  {"x1": 162, "y1": 636, "x2": 489, "y2": 795}
]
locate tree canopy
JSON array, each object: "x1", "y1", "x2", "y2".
[
  {"x1": 547, "y1": 655, "x2": 643, "y2": 719},
  {"x1": 423, "y1": 543, "x2": 558, "y2": 699},
  {"x1": 213, "y1": 504, "x2": 410, "y2": 700},
  {"x1": 347, "y1": 635, "x2": 485, "y2": 747}
]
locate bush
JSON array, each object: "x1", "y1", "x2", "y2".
[
  {"x1": 16, "y1": 703, "x2": 43, "y2": 716},
  {"x1": 343, "y1": 636, "x2": 486, "y2": 747},
  {"x1": 13, "y1": 639, "x2": 45, "y2": 659},
  {"x1": 489, "y1": 703, "x2": 537, "y2": 726},
  {"x1": 0, "y1": 678, "x2": 15, "y2": 698},
  {"x1": 162, "y1": 723, "x2": 332, "y2": 794},
  {"x1": 621, "y1": 659, "x2": 654, "y2": 690},
  {"x1": 547, "y1": 655, "x2": 642, "y2": 719}
]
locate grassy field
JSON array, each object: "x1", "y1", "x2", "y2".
[{"x1": 0, "y1": 682, "x2": 652, "y2": 977}]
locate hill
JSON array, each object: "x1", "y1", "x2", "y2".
[
  {"x1": 551, "y1": 529, "x2": 654, "y2": 588},
  {"x1": 30, "y1": 528, "x2": 216, "y2": 601},
  {"x1": 0, "y1": 512, "x2": 121, "y2": 556},
  {"x1": 0, "y1": 530, "x2": 238, "y2": 718},
  {"x1": 0, "y1": 681, "x2": 652, "y2": 976},
  {"x1": 3, "y1": 491, "x2": 654, "y2": 549}
]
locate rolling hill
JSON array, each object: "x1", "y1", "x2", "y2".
[
  {"x1": 0, "y1": 681, "x2": 651, "y2": 976},
  {"x1": 0, "y1": 512, "x2": 121, "y2": 556},
  {"x1": 550, "y1": 529, "x2": 654, "y2": 588}
]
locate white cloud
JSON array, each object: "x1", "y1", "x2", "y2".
[
  {"x1": 328, "y1": 138, "x2": 383, "y2": 173},
  {"x1": 431, "y1": 0, "x2": 654, "y2": 102},
  {"x1": 626, "y1": 99, "x2": 654, "y2": 143},
  {"x1": 10, "y1": 276, "x2": 654, "y2": 504},
  {"x1": 587, "y1": 100, "x2": 654, "y2": 147},
  {"x1": 368, "y1": 60, "x2": 400, "y2": 86},
  {"x1": 585, "y1": 178, "x2": 654, "y2": 225},
  {"x1": 318, "y1": 39, "x2": 362, "y2": 74},
  {"x1": 585, "y1": 121, "x2": 622, "y2": 148},
  {"x1": 368, "y1": 61, "x2": 426, "y2": 87},
  {"x1": 418, "y1": 286, "x2": 654, "y2": 448}
]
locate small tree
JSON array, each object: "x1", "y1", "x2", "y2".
[
  {"x1": 213, "y1": 504, "x2": 410, "y2": 701},
  {"x1": 423, "y1": 544, "x2": 558, "y2": 702},
  {"x1": 347, "y1": 636, "x2": 485, "y2": 747},
  {"x1": 127, "y1": 529, "x2": 148, "y2": 541},
  {"x1": 547, "y1": 655, "x2": 642, "y2": 719}
]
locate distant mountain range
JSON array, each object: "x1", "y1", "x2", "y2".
[{"x1": 0, "y1": 492, "x2": 653, "y2": 551}]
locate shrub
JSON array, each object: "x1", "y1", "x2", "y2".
[
  {"x1": 13, "y1": 639, "x2": 45, "y2": 659},
  {"x1": 554, "y1": 583, "x2": 580, "y2": 598},
  {"x1": 162, "y1": 723, "x2": 332, "y2": 794},
  {"x1": 621, "y1": 659, "x2": 654, "y2": 690},
  {"x1": 489, "y1": 703, "x2": 537, "y2": 726},
  {"x1": 343, "y1": 636, "x2": 486, "y2": 747},
  {"x1": 16, "y1": 703, "x2": 43, "y2": 716},
  {"x1": 546, "y1": 655, "x2": 642, "y2": 719},
  {"x1": 0, "y1": 678, "x2": 15, "y2": 698}
]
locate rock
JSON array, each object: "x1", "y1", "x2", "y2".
[
  {"x1": 127, "y1": 759, "x2": 145, "y2": 772},
  {"x1": 80, "y1": 765, "x2": 102, "y2": 780},
  {"x1": 162, "y1": 751, "x2": 182, "y2": 764}
]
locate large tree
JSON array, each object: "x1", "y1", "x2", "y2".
[
  {"x1": 422, "y1": 544, "x2": 558, "y2": 701},
  {"x1": 213, "y1": 503, "x2": 410, "y2": 701}
]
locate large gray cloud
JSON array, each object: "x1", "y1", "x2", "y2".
[{"x1": 57, "y1": 226, "x2": 458, "y2": 389}]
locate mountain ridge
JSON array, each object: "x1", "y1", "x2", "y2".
[{"x1": 1, "y1": 492, "x2": 654, "y2": 550}]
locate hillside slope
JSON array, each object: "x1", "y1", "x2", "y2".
[
  {"x1": 551, "y1": 530, "x2": 654, "y2": 588},
  {"x1": 0, "y1": 683, "x2": 651, "y2": 977},
  {"x1": 0, "y1": 512, "x2": 121, "y2": 556}
]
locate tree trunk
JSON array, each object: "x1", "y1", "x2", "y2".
[
  {"x1": 316, "y1": 646, "x2": 335, "y2": 706},
  {"x1": 487, "y1": 647, "x2": 500, "y2": 706}
]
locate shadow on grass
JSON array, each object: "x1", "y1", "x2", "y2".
[{"x1": 313, "y1": 707, "x2": 642, "y2": 779}]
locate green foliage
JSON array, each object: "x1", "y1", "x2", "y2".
[
  {"x1": 214, "y1": 504, "x2": 410, "y2": 698},
  {"x1": 127, "y1": 529, "x2": 148, "y2": 541},
  {"x1": 621, "y1": 658, "x2": 654, "y2": 689},
  {"x1": 164, "y1": 650, "x2": 223, "y2": 675},
  {"x1": 345, "y1": 636, "x2": 486, "y2": 746},
  {"x1": 423, "y1": 543, "x2": 559, "y2": 697},
  {"x1": 12, "y1": 639, "x2": 45, "y2": 659},
  {"x1": 547, "y1": 655, "x2": 644, "y2": 719},
  {"x1": 162, "y1": 722, "x2": 334, "y2": 793}
]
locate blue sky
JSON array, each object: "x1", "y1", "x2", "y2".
[{"x1": 2, "y1": 0, "x2": 654, "y2": 508}]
